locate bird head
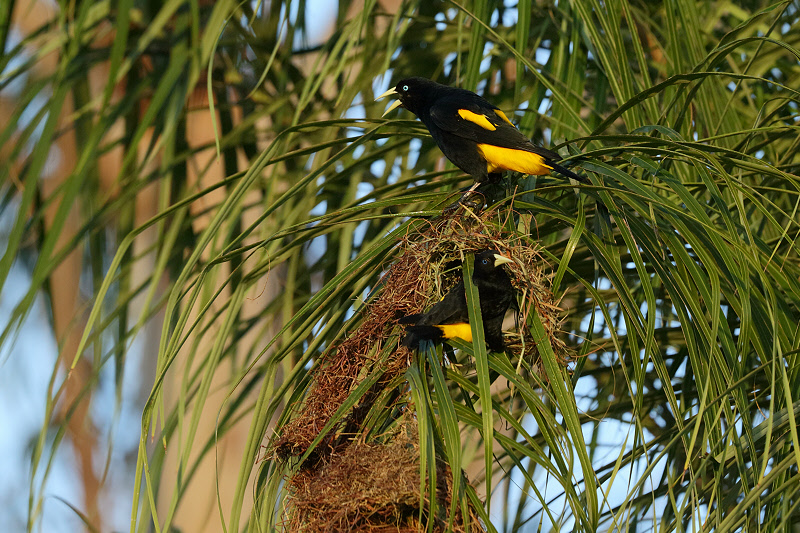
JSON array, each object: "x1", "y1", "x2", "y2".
[
  {"x1": 375, "y1": 77, "x2": 443, "y2": 117},
  {"x1": 476, "y1": 250, "x2": 513, "y2": 271}
]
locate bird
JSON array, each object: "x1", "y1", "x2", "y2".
[
  {"x1": 400, "y1": 250, "x2": 516, "y2": 352},
  {"x1": 376, "y1": 77, "x2": 589, "y2": 195}
]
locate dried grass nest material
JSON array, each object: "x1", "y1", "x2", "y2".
[
  {"x1": 284, "y1": 418, "x2": 485, "y2": 533},
  {"x1": 272, "y1": 209, "x2": 568, "y2": 462},
  {"x1": 272, "y1": 250, "x2": 423, "y2": 462}
]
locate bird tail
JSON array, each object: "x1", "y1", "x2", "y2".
[
  {"x1": 401, "y1": 325, "x2": 445, "y2": 349},
  {"x1": 549, "y1": 161, "x2": 590, "y2": 185},
  {"x1": 549, "y1": 161, "x2": 612, "y2": 227}
]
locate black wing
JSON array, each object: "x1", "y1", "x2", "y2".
[
  {"x1": 410, "y1": 281, "x2": 469, "y2": 326},
  {"x1": 428, "y1": 93, "x2": 561, "y2": 161}
]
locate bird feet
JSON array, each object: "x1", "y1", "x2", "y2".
[{"x1": 442, "y1": 183, "x2": 485, "y2": 214}]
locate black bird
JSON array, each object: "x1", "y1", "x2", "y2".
[
  {"x1": 376, "y1": 77, "x2": 589, "y2": 189},
  {"x1": 400, "y1": 250, "x2": 515, "y2": 352}
]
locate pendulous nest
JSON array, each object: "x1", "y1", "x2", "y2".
[
  {"x1": 270, "y1": 207, "x2": 569, "y2": 532},
  {"x1": 271, "y1": 248, "x2": 424, "y2": 464},
  {"x1": 284, "y1": 416, "x2": 484, "y2": 533},
  {"x1": 272, "y1": 208, "x2": 567, "y2": 464}
]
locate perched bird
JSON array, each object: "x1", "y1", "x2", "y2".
[
  {"x1": 400, "y1": 250, "x2": 515, "y2": 352},
  {"x1": 376, "y1": 77, "x2": 589, "y2": 190}
]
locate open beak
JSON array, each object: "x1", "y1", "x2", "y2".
[
  {"x1": 493, "y1": 254, "x2": 513, "y2": 267},
  {"x1": 376, "y1": 87, "x2": 402, "y2": 117}
]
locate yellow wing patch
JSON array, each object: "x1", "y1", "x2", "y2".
[
  {"x1": 436, "y1": 323, "x2": 473, "y2": 342},
  {"x1": 477, "y1": 144, "x2": 553, "y2": 175},
  {"x1": 457, "y1": 109, "x2": 497, "y2": 131},
  {"x1": 494, "y1": 109, "x2": 515, "y2": 126}
]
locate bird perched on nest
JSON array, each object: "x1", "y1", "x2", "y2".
[
  {"x1": 376, "y1": 77, "x2": 589, "y2": 205},
  {"x1": 400, "y1": 250, "x2": 515, "y2": 352}
]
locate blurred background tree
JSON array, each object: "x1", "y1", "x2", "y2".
[{"x1": 1, "y1": 0, "x2": 799, "y2": 531}]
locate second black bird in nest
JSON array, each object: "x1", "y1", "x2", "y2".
[{"x1": 400, "y1": 250, "x2": 516, "y2": 352}]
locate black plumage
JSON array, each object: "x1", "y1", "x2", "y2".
[
  {"x1": 400, "y1": 250, "x2": 515, "y2": 352},
  {"x1": 377, "y1": 77, "x2": 588, "y2": 185}
]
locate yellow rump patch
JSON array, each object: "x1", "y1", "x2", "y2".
[
  {"x1": 477, "y1": 144, "x2": 553, "y2": 175},
  {"x1": 494, "y1": 109, "x2": 515, "y2": 126},
  {"x1": 436, "y1": 323, "x2": 473, "y2": 342},
  {"x1": 457, "y1": 109, "x2": 496, "y2": 131}
]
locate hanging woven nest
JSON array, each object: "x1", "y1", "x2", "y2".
[
  {"x1": 271, "y1": 208, "x2": 568, "y2": 464},
  {"x1": 283, "y1": 415, "x2": 485, "y2": 533},
  {"x1": 270, "y1": 208, "x2": 569, "y2": 532}
]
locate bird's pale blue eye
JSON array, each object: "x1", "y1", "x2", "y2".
[{"x1": 402, "y1": 85, "x2": 409, "y2": 91}]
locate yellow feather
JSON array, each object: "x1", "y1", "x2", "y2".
[
  {"x1": 436, "y1": 323, "x2": 473, "y2": 342},
  {"x1": 457, "y1": 109, "x2": 496, "y2": 131},
  {"x1": 494, "y1": 109, "x2": 515, "y2": 126},
  {"x1": 477, "y1": 143, "x2": 552, "y2": 175}
]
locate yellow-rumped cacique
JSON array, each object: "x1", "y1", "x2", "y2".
[
  {"x1": 399, "y1": 250, "x2": 515, "y2": 352},
  {"x1": 376, "y1": 76, "x2": 589, "y2": 188}
]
